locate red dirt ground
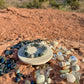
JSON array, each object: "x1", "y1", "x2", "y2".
[{"x1": 0, "y1": 8, "x2": 84, "y2": 84}]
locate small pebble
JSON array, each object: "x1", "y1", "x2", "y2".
[
  {"x1": 66, "y1": 50, "x2": 72, "y2": 55},
  {"x1": 60, "y1": 69, "x2": 70, "y2": 74},
  {"x1": 16, "y1": 73, "x2": 23, "y2": 78},
  {"x1": 81, "y1": 58, "x2": 84, "y2": 63},
  {"x1": 75, "y1": 72, "x2": 81, "y2": 80},
  {"x1": 9, "y1": 50, "x2": 13, "y2": 55},
  {"x1": 57, "y1": 52, "x2": 63, "y2": 56},
  {"x1": 5, "y1": 50, "x2": 10, "y2": 56},
  {"x1": 63, "y1": 66, "x2": 70, "y2": 70},
  {"x1": 44, "y1": 82, "x2": 48, "y2": 84},
  {"x1": 59, "y1": 62, "x2": 66, "y2": 67},
  {"x1": 57, "y1": 55, "x2": 64, "y2": 61},
  {"x1": 69, "y1": 56, "x2": 78, "y2": 62},
  {"x1": 35, "y1": 70, "x2": 40, "y2": 78},
  {"x1": 36, "y1": 74, "x2": 45, "y2": 83},
  {"x1": 71, "y1": 60, "x2": 78, "y2": 65},
  {"x1": 47, "y1": 78, "x2": 51, "y2": 83},
  {"x1": 67, "y1": 73, "x2": 76, "y2": 83},
  {"x1": 60, "y1": 73, "x2": 67, "y2": 79},
  {"x1": 24, "y1": 80, "x2": 31, "y2": 84},
  {"x1": 71, "y1": 65, "x2": 80, "y2": 72},
  {"x1": 16, "y1": 68, "x2": 20, "y2": 74},
  {"x1": 15, "y1": 77, "x2": 21, "y2": 83}
]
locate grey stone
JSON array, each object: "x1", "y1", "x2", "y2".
[
  {"x1": 24, "y1": 80, "x2": 31, "y2": 84},
  {"x1": 71, "y1": 65, "x2": 80, "y2": 72}
]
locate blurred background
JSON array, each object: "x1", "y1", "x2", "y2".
[{"x1": 0, "y1": 0, "x2": 84, "y2": 13}]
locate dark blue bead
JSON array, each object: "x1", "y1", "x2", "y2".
[
  {"x1": 0, "y1": 59, "x2": 5, "y2": 63},
  {"x1": 15, "y1": 77, "x2": 21, "y2": 83},
  {"x1": 4, "y1": 68, "x2": 10, "y2": 73},
  {"x1": 9, "y1": 50, "x2": 13, "y2": 55},
  {"x1": 31, "y1": 81, "x2": 35, "y2": 84},
  {"x1": 6, "y1": 60, "x2": 11, "y2": 64},
  {"x1": 7, "y1": 64, "x2": 11, "y2": 68}
]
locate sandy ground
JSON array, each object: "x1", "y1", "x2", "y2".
[{"x1": 0, "y1": 8, "x2": 84, "y2": 84}]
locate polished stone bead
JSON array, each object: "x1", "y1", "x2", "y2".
[
  {"x1": 31, "y1": 81, "x2": 35, "y2": 84},
  {"x1": 16, "y1": 73, "x2": 23, "y2": 78},
  {"x1": 9, "y1": 50, "x2": 13, "y2": 55},
  {"x1": 5, "y1": 50, "x2": 10, "y2": 56},
  {"x1": 15, "y1": 77, "x2": 21, "y2": 83}
]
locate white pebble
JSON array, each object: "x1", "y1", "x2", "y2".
[
  {"x1": 36, "y1": 75, "x2": 45, "y2": 84},
  {"x1": 47, "y1": 78, "x2": 51, "y2": 83},
  {"x1": 81, "y1": 58, "x2": 84, "y2": 63},
  {"x1": 67, "y1": 73, "x2": 76, "y2": 83},
  {"x1": 57, "y1": 55, "x2": 64, "y2": 61}
]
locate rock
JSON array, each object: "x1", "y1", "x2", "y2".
[
  {"x1": 47, "y1": 78, "x2": 51, "y2": 83},
  {"x1": 16, "y1": 68, "x2": 20, "y2": 74},
  {"x1": 81, "y1": 58, "x2": 84, "y2": 63},
  {"x1": 36, "y1": 66, "x2": 40, "y2": 70},
  {"x1": 71, "y1": 60, "x2": 78, "y2": 65},
  {"x1": 5, "y1": 50, "x2": 10, "y2": 56},
  {"x1": 52, "y1": 54, "x2": 57, "y2": 60},
  {"x1": 15, "y1": 77, "x2": 21, "y2": 83},
  {"x1": 53, "y1": 54, "x2": 57, "y2": 58},
  {"x1": 0, "y1": 64, "x2": 5, "y2": 69},
  {"x1": 4, "y1": 68, "x2": 10, "y2": 73},
  {"x1": 69, "y1": 56, "x2": 78, "y2": 63},
  {"x1": 59, "y1": 62, "x2": 66, "y2": 67},
  {"x1": 44, "y1": 82, "x2": 48, "y2": 84},
  {"x1": 0, "y1": 56, "x2": 5, "y2": 63},
  {"x1": 66, "y1": 50, "x2": 72, "y2": 55},
  {"x1": 60, "y1": 73, "x2": 67, "y2": 79},
  {"x1": 71, "y1": 65, "x2": 80, "y2": 72},
  {"x1": 60, "y1": 69, "x2": 70, "y2": 74},
  {"x1": 67, "y1": 73, "x2": 76, "y2": 83},
  {"x1": 63, "y1": 66, "x2": 70, "y2": 70},
  {"x1": 75, "y1": 72, "x2": 81, "y2": 80},
  {"x1": 24, "y1": 80, "x2": 31, "y2": 84},
  {"x1": 57, "y1": 52, "x2": 63, "y2": 56},
  {"x1": 35, "y1": 70, "x2": 40, "y2": 78},
  {"x1": 51, "y1": 41, "x2": 58, "y2": 47},
  {"x1": 57, "y1": 55, "x2": 64, "y2": 61},
  {"x1": 16, "y1": 73, "x2": 23, "y2": 78},
  {"x1": 9, "y1": 50, "x2": 13, "y2": 55},
  {"x1": 36, "y1": 75, "x2": 45, "y2": 84}
]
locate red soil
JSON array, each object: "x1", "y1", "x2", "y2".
[{"x1": 0, "y1": 8, "x2": 84, "y2": 84}]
